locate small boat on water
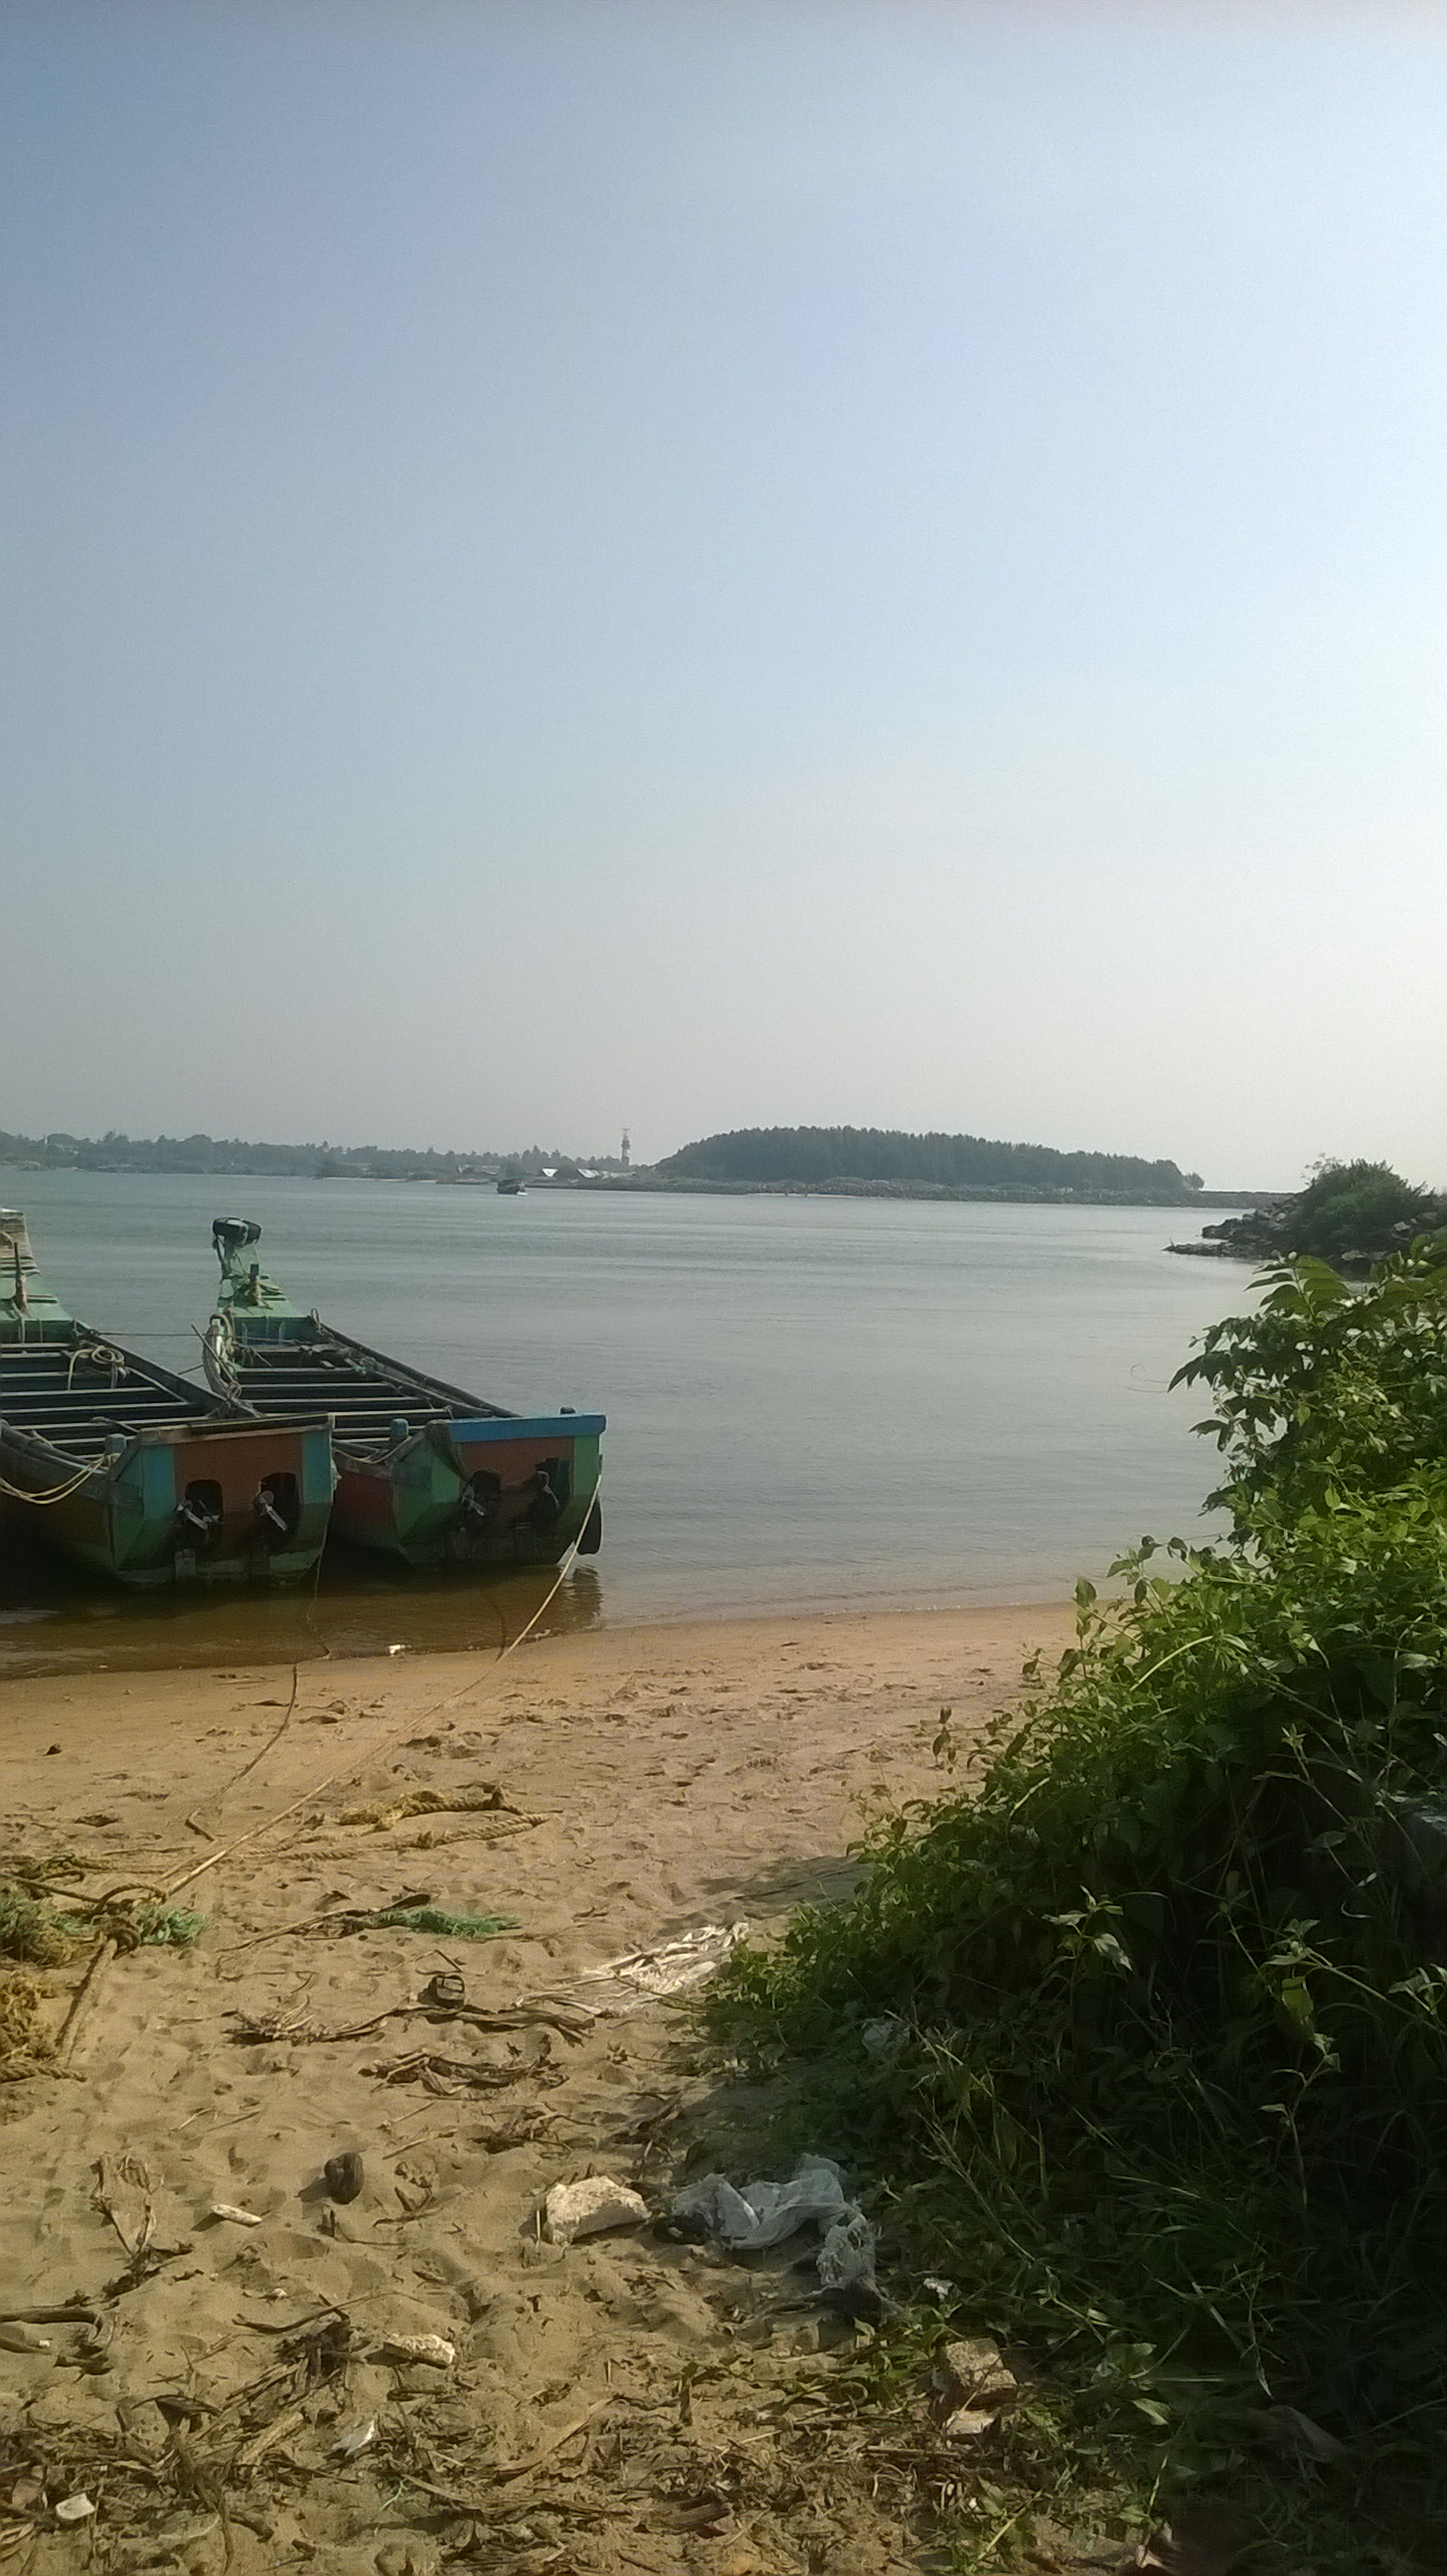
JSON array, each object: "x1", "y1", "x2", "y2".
[
  {"x1": 496, "y1": 1177, "x2": 525, "y2": 1196},
  {"x1": 0, "y1": 1211, "x2": 335, "y2": 1588},
  {"x1": 203, "y1": 1217, "x2": 604, "y2": 1571}
]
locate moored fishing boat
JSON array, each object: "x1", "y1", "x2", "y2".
[
  {"x1": 203, "y1": 1217, "x2": 604, "y2": 1570},
  {"x1": 0, "y1": 1211, "x2": 335, "y2": 1588}
]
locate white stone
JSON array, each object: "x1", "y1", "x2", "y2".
[
  {"x1": 937, "y1": 2335, "x2": 1018, "y2": 2412},
  {"x1": 377, "y1": 2333, "x2": 456, "y2": 2367},
  {"x1": 941, "y1": 2406, "x2": 997, "y2": 2443},
  {"x1": 543, "y1": 2176, "x2": 650, "y2": 2244}
]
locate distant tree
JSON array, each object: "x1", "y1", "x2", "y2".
[
  {"x1": 1290, "y1": 1160, "x2": 1441, "y2": 1260},
  {"x1": 1205, "y1": 1159, "x2": 1445, "y2": 1269}
]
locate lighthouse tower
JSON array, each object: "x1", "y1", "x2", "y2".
[{"x1": 620, "y1": 1129, "x2": 631, "y2": 1169}]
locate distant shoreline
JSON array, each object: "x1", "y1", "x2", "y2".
[
  {"x1": 573, "y1": 1176, "x2": 1267, "y2": 1209},
  {"x1": 2, "y1": 1162, "x2": 1269, "y2": 1211}
]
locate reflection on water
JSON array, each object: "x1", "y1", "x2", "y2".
[{"x1": 0, "y1": 1505, "x2": 603, "y2": 1681}]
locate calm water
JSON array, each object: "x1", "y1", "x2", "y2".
[{"x1": 0, "y1": 1173, "x2": 1253, "y2": 1679}]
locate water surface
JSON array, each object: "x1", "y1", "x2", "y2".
[{"x1": 0, "y1": 1174, "x2": 1252, "y2": 1678}]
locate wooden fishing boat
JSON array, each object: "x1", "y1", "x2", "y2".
[
  {"x1": 0, "y1": 1210, "x2": 335, "y2": 1588},
  {"x1": 204, "y1": 1217, "x2": 604, "y2": 1571}
]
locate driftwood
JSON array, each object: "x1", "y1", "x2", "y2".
[
  {"x1": 55, "y1": 1936, "x2": 116, "y2": 2067},
  {"x1": 359, "y1": 2049, "x2": 562, "y2": 2096},
  {"x1": 229, "y1": 1997, "x2": 589, "y2": 2047}
]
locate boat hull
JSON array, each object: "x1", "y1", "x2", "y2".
[
  {"x1": 0, "y1": 1417, "x2": 335, "y2": 1589},
  {"x1": 204, "y1": 1216, "x2": 604, "y2": 1575},
  {"x1": 330, "y1": 1415, "x2": 603, "y2": 1570}
]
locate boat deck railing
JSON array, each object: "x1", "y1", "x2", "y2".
[
  {"x1": 0, "y1": 1345, "x2": 212, "y2": 1451},
  {"x1": 230, "y1": 1344, "x2": 460, "y2": 1443},
  {"x1": 0, "y1": 1415, "x2": 198, "y2": 1458}
]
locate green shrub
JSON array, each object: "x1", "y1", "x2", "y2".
[{"x1": 716, "y1": 1244, "x2": 1447, "y2": 2550}]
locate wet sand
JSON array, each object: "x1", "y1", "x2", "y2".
[
  {"x1": 0, "y1": 1601, "x2": 1073, "y2": 2573},
  {"x1": 0, "y1": 1514, "x2": 611, "y2": 1683}
]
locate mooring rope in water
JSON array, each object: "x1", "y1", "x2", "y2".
[{"x1": 161, "y1": 1470, "x2": 603, "y2": 1900}]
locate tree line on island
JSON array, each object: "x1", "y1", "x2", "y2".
[
  {"x1": 655, "y1": 1124, "x2": 1205, "y2": 1200},
  {"x1": 8, "y1": 1123, "x2": 1439, "y2": 1263},
  {"x1": 0, "y1": 1118, "x2": 1209, "y2": 1202}
]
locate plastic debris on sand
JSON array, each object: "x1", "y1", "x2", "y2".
[
  {"x1": 331, "y1": 2418, "x2": 378, "y2": 2460},
  {"x1": 576, "y1": 1921, "x2": 749, "y2": 2015},
  {"x1": 671, "y1": 2154, "x2": 877, "y2": 2285}
]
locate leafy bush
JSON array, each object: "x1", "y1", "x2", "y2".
[
  {"x1": 1205, "y1": 1160, "x2": 1444, "y2": 1269},
  {"x1": 1289, "y1": 1162, "x2": 1442, "y2": 1263},
  {"x1": 1177, "y1": 1247, "x2": 1447, "y2": 1523},
  {"x1": 716, "y1": 1244, "x2": 1447, "y2": 2548}
]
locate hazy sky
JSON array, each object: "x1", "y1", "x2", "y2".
[{"x1": 3, "y1": 2, "x2": 1446, "y2": 1186}]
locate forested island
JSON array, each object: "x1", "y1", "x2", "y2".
[
  {"x1": 1173, "y1": 1157, "x2": 1446, "y2": 1270},
  {"x1": 3, "y1": 1116, "x2": 1274, "y2": 1208},
  {"x1": 654, "y1": 1122, "x2": 1208, "y2": 1202},
  {"x1": 0, "y1": 1117, "x2": 1237, "y2": 1203}
]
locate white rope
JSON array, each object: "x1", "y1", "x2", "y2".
[
  {"x1": 201, "y1": 1309, "x2": 241, "y2": 1400},
  {"x1": 66, "y1": 1341, "x2": 126, "y2": 1393},
  {"x1": 164, "y1": 1469, "x2": 604, "y2": 1899},
  {"x1": 0, "y1": 1338, "x2": 127, "y2": 1502},
  {"x1": 0, "y1": 1455, "x2": 103, "y2": 1508}
]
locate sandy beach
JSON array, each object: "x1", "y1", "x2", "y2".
[{"x1": 0, "y1": 1602, "x2": 1073, "y2": 2573}]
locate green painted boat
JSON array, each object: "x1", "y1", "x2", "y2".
[
  {"x1": 0, "y1": 1210, "x2": 335, "y2": 1589},
  {"x1": 204, "y1": 1217, "x2": 604, "y2": 1572}
]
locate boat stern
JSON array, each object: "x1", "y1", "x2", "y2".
[
  {"x1": 95, "y1": 1418, "x2": 336, "y2": 1586},
  {"x1": 335, "y1": 1411, "x2": 604, "y2": 1569}
]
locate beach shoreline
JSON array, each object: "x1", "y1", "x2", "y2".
[
  {"x1": 0, "y1": 1566, "x2": 1083, "y2": 1687},
  {"x1": 0, "y1": 1599, "x2": 1072, "y2": 2571}
]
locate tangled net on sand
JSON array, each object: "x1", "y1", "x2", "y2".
[
  {"x1": 0, "y1": 1885, "x2": 73, "y2": 1967},
  {"x1": 0, "y1": 1972, "x2": 55, "y2": 2080},
  {"x1": 0, "y1": 1867, "x2": 204, "y2": 1966}
]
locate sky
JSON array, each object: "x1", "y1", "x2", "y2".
[{"x1": 3, "y1": 1, "x2": 1446, "y2": 1188}]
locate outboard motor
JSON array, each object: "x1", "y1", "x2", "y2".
[
  {"x1": 178, "y1": 1480, "x2": 223, "y2": 1539},
  {"x1": 251, "y1": 1473, "x2": 300, "y2": 1542}
]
